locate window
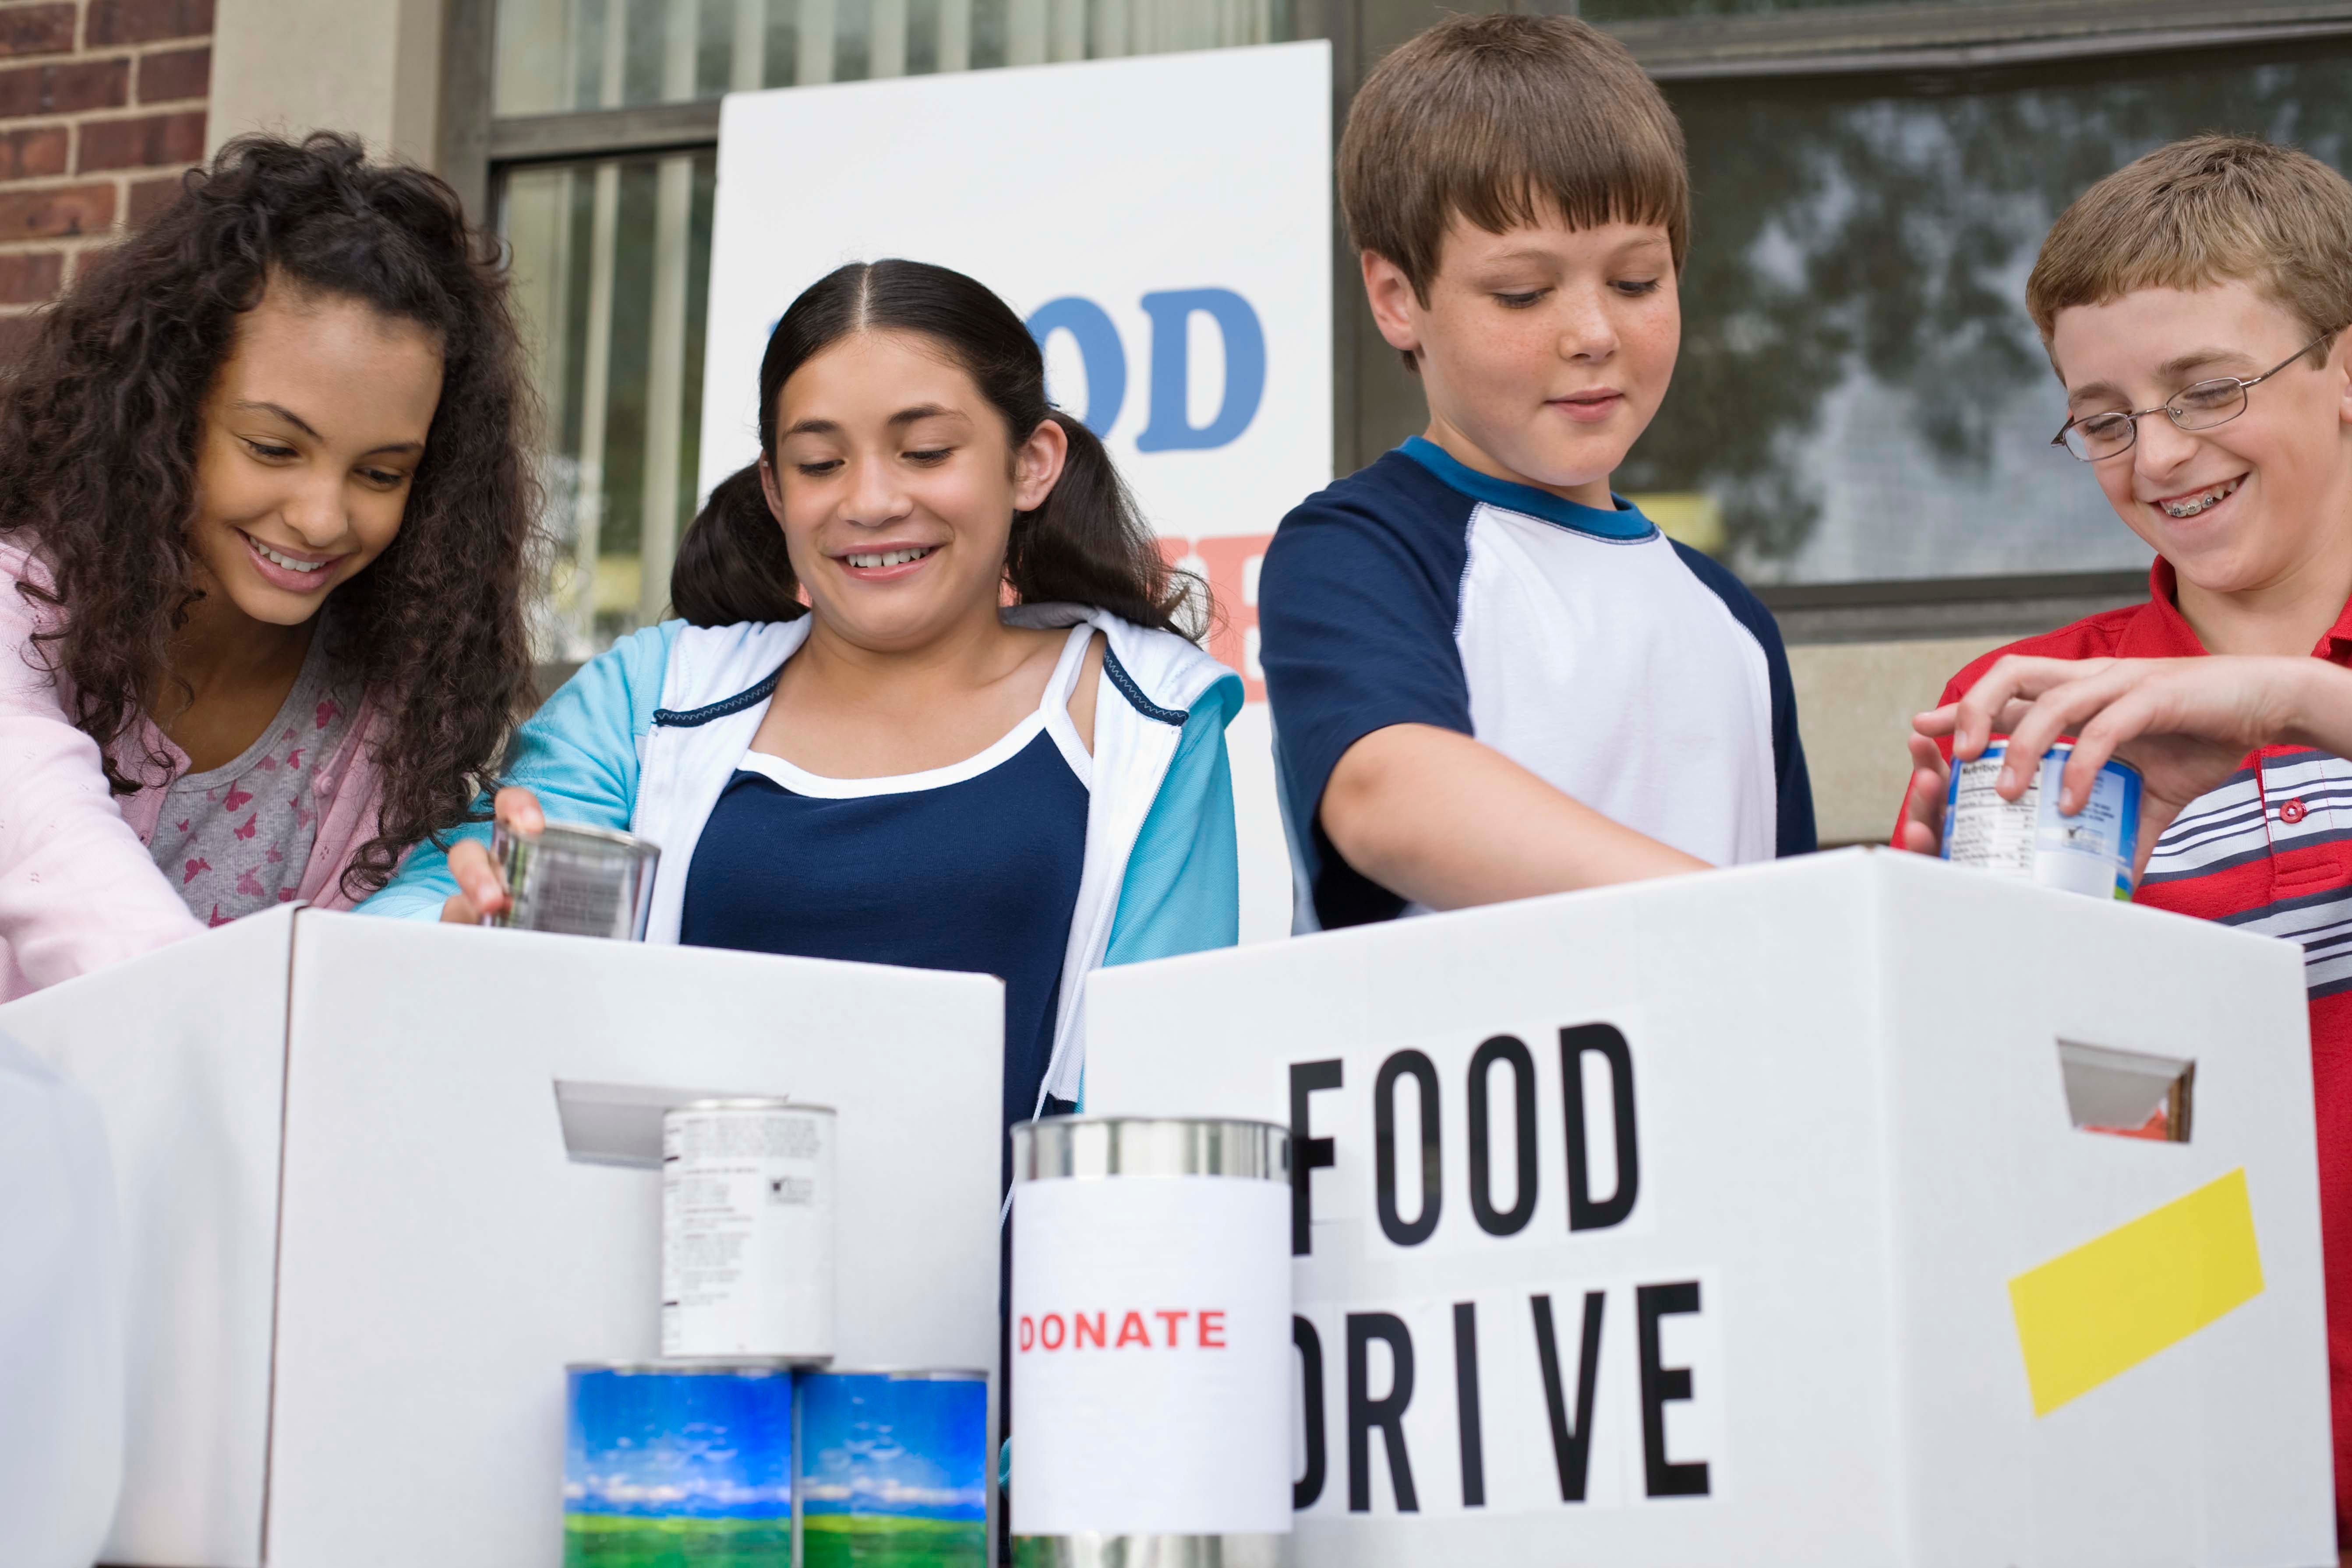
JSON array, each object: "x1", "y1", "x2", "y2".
[
  {"x1": 1631, "y1": 44, "x2": 2352, "y2": 585},
  {"x1": 494, "y1": 0, "x2": 1288, "y2": 107},
  {"x1": 452, "y1": 0, "x2": 2352, "y2": 654},
  {"x1": 506, "y1": 153, "x2": 716, "y2": 658}
]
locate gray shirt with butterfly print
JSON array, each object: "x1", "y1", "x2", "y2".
[{"x1": 145, "y1": 627, "x2": 362, "y2": 928}]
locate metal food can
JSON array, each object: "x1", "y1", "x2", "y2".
[
  {"x1": 485, "y1": 819, "x2": 660, "y2": 940},
  {"x1": 1008, "y1": 1116, "x2": 1292, "y2": 1567},
  {"x1": 1943, "y1": 739, "x2": 2144, "y2": 900},
  {"x1": 663, "y1": 1100, "x2": 837, "y2": 1362},
  {"x1": 797, "y1": 1368, "x2": 989, "y2": 1567},
  {"x1": 563, "y1": 1360, "x2": 793, "y2": 1566}
]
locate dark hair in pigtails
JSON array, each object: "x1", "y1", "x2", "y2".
[
  {"x1": 669, "y1": 258, "x2": 1204, "y2": 636},
  {"x1": 670, "y1": 463, "x2": 802, "y2": 628},
  {"x1": 1005, "y1": 410, "x2": 1186, "y2": 632}
]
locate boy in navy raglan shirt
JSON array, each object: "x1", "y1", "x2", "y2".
[{"x1": 1260, "y1": 13, "x2": 1814, "y2": 931}]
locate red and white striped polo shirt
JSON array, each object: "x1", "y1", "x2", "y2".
[{"x1": 1915, "y1": 558, "x2": 2352, "y2": 1541}]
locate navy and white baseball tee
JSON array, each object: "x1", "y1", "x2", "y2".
[{"x1": 1259, "y1": 436, "x2": 1816, "y2": 931}]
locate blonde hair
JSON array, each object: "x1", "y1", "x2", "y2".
[
  {"x1": 1339, "y1": 12, "x2": 1688, "y2": 318},
  {"x1": 2027, "y1": 134, "x2": 2352, "y2": 360}
]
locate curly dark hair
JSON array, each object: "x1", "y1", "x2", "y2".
[{"x1": 0, "y1": 131, "x2": 542, "y2": 898}]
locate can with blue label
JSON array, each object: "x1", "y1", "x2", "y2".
[
  {"x1": 1942, "y1": 740, "x2": 2143, "y2": 900},
  {"x1": 796, "y1": 1368, "x2": 989, "y2": 1567},
  {"x1": 564, "y1": 1360, "x2": 794, "y2": 1565}
]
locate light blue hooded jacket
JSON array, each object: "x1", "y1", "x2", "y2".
[{"x1": 360, "y1": 604, "x2": 1243, "y2": 1112}]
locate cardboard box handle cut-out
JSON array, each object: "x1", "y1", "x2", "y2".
[
  {"x1": 2059, "y1": 1040, "x2": 2195, "y2": 1143},
  {"x1": 553, "y1": 1078, "x2": 796, "y2": 1169}
]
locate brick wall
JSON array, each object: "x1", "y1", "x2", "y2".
[{"x1": 0, "y1": 0, "x2": 211, "y2": 363}]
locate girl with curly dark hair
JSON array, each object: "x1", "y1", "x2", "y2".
[{"x1": 0, "y1": 131, "x2": 538, "y2": 1000}]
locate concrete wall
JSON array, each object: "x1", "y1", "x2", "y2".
[
  {"x1": 1788, "y1": 636, "x2": 1996, "y2": 847},
  {"x1": 205, "y1": 0, "x2": 442, "y2": 170}
]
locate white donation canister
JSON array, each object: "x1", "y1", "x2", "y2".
[
  {"x1": 1943, "y1": 739, "x2": 2144, "y2": 900},
  {"x1": 661, "y1": 1099, "x2": 836, "y2": 1362},
  {"x1": 1009, "y1": 1116, "x2": 1292, "y2": 1565}
]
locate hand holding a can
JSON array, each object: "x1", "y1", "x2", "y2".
[
  {"x1": 1905, "y1": 653, "x2": 2345, "y2": 878},
  {"x1": 438, "y1": 787, "x2": 545, "y2": 924}
]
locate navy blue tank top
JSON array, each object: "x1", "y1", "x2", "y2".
[{"x1": 679, "y1": 627, "x2": 1095, "y2": 1145}]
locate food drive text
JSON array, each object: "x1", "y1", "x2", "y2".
[{"x1": 1287, "y1": 1022, "x2": 1722, "y2": 1518}]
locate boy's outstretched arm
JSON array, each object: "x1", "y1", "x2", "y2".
[
  {"x1": 1321, "y1": 722, "x2": 1706, "y2": 910},
  {"x1": 1900, "y1": 653, "x2": 2352, "y2": 879}
]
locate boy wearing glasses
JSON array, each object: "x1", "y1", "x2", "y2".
[
  {"x1": 1258, "y1": 14, "x2": 1815, "y2": 932},
  {"x1": 1896, "y1": 134, "x2": 2352, "y2": 1543}
]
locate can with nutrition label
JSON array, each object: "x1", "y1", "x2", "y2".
[
  {"x1": 1941, "y1": 739, "x2": 2144, "y2": 900},
  {"x1": 484, "y1": 819, "x2": 660, "y2": 940},
  {"x1": 661, "y1": 1099, "x2": 837, "y2": 1362}
]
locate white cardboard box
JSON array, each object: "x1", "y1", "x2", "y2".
[
  {"x1": 0, "y1": 908, "x2": 1004, "y2": 1567},
  {"x1": 1084, "y1": 849, "x2": 2335, "y2": 1566}
]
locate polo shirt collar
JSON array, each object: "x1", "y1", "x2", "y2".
[
  {"x1": 2124, "y1": 558, "x2": 2207, "y2": 657},
  {"x1": 2129, "y1": 557, "x2": 2352, "y2": 660},
  {"x1": 1398, "y1": 435, "x2": 1656, "y2": 542}
]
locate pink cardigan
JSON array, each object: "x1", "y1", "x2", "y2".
[{"x1": 0, "y1": 543, "x2": 390, "y2": 1002}]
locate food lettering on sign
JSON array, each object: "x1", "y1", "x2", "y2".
[{"x1": 1286, "y1": 1021, "x2": 1717, "y2": 1518}]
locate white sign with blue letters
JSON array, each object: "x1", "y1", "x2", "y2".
[{"x1": 700, "y1": 44, "x2": 1333, "y2": 943}]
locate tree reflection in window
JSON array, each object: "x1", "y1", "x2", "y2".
[{"x1": 1625, "y1": 50, "x2": 2352, "y2": 581}]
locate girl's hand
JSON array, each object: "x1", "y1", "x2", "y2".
[
  {"x1": 438, "y1": 787, "x2": 546, "y2": 924},
  {"x1": 1913, "y1": 654, "x2": 2326, "y2": 879}
]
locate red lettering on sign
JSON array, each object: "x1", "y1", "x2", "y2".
[
  {"x1": 1020, "y1": 1307, "x2": 1233, "y2": 1350},
  {"x1": 1156, "y1": 533, "x2": 1271, "y2": 702}
]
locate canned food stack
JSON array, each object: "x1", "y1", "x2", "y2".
[
  {"x1": 1008, "y1": 1117, "x2": 1294, "y2": 1568},
  {"x1": 567, "y1": 1098, "x2": 991, "y2": 1567}
]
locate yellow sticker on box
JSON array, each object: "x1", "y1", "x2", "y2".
[{"x1": 2008, "y1": 1168, "x2": 2264, "y2": 1416}]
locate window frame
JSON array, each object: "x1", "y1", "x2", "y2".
[
  {"x1": 441, "y1": 0, "x2": 2352, "y2": 638},
  {"x1": 1612, "y1": 0, "x2": 2352, "y2": 80}
]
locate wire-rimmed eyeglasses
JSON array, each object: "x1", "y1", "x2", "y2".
[{"x1": 2050, "y1": 331, "x2": 2341, "y2": 462}]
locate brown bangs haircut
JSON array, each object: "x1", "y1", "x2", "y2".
[
  {"x1": 2027, "y1": 134, "x2": 2352, "y2": 362},
  {"x1": 1339, "y1": 13, "x2": 1688, "y2": 330}
]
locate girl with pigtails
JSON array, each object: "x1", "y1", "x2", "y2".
[
  {"x1": 364, "y1": 258, "x2": 1243, "y2": 1143},
  {"x1": 0, "y1": 132, "x2": 541, "y2": 1001}
]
